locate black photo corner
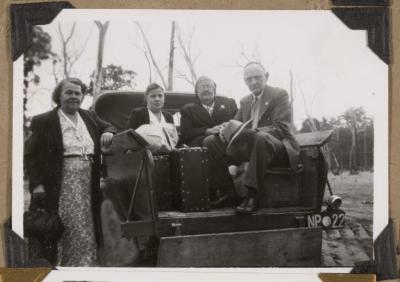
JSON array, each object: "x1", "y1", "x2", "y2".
[{"x1": 4, "y1": 0, "x2": 398, "y2": 281}]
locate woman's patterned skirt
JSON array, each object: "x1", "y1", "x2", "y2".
[{"x1": 57, "y1": 157, "x2": 97, "y2": 266}]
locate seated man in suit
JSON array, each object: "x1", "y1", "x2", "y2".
[
  {"x1": 180, "y1": 76, "x2": 238, "y2": 146},
  {"x1": 180, "y1": 76, "x2": 238, "y2": 205},
  {"x1": 204, "y1": 62, "x2": 300, "y2": 214}
]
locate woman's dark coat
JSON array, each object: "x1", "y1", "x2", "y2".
[
  {"x1": 25, "y1": 108, "x2": 117, "y2": 264},
  {"x1": 126, "y1": 107, "x2": 174, "y2": 130}
]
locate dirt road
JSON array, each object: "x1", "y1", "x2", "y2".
[{"x1": 322, "y1": 171, "x2": 373, "y2": 266}]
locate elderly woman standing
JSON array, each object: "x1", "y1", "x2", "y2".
[{"x1": 25, "y1": 78, "x2": 116, "y2": 266}]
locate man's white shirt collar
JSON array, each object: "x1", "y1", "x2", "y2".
[{"x1": 202, "y1": 102, "x2": 214, "y2": 114}]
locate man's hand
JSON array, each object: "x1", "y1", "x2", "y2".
[
  {"x1": 228, "y1": 165, "x2": 239, "y2": 177},
  {"x1": 228, "y1": 163, "x2": 248, "y2": 178},
  {"x1": 30, "y1": 184, "x2": 46, "y2": 210},
  {"x1": 32, "y1": 184, "x2": 46, "y2": 203},
  {"x1": 205, "y1": 125, "x2": 221, "y2": 136},
  {"x1": 32, "y1": 184, "x2": 45, "y2": 194},
  {"x1": 218, "y1": 122, "x2": 228, "y2": 143},
  {"x1": 101, "y1": 132, "x2": 114, "y2": 148}
]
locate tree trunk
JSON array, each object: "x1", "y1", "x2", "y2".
[
  {"x1": 349, "y1": 121, "x2": 358, "y2": 175},
  {"x1": 58, "y1": 22, "x2": 76, "y2": 79},
  {"x1": 176, "y1": 24, "x2": 198, "y2": 87},
  {"x1": 363, "y1": 128, "x2": 367, "y2": 170},
  {"x1": 134, "y1": 22, "x2": 168, "y2": 89},
  {"x1": 93, "y1": 21, "x2": 110, "y2": 102},
  {"x1": 289, "y1": 71, "x2": 294, "y2": 127},
  {"x1": 167, "y1": 21, "x2": 176, "y2": 91}
]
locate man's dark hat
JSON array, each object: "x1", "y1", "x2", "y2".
[{"x1": 223, "y1": 119, "x2": 254, "y2": 151}]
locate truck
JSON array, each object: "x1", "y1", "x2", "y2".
[{"x1": 95, "y1": 90, "x2": 345, "y2": 267}]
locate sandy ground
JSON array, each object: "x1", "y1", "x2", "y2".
[
  {"x1": 23, "y1": 171, "x2": 373, "y2": 267},
  {"x1": 322, "y1": 171, "x2": 373, "y2": 266}
]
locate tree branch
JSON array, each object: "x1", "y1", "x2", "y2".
[
  {"x1": 70, "y1": 23, "x2": 94, "y2": 66},
  {"x1": 176, "y1": 70, "x2": 195, "y2": 87},
  {"x1": 176, "y1": 24, "x2": 198, "y2": 86},
  {"x1": 133, "y1": 21, "x2": 167, "y2": 89},
  {"x1": 65, "y1": 22, "x2": 76, "y2": 44}
]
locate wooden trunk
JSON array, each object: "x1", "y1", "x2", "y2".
[
  {"x1": 153, "y1": 154, "x2": 179, "y2": 211},
  {"x1": 172, "y1": 148, "x2": 210, "y2": 212}
]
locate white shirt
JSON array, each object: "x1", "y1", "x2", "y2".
[
  {"x1": 148, "y1": 109, "x2": 167, "y2": 125},
  {"x1": 136, "y1": 109, "x2": 178, "y2": 150},
  {"x1": 202, "y1": 102, "x2": 215, "y2": 116},
  {"x1": 58, "y1": 109, "x2": 94, "y2": 156}
]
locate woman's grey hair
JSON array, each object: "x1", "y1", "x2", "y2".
[
  {"x1": 143, "y1": 82, "x2": 164, "y2": 105},
  {"x1": 52, "y1": 78, "x2": 87, "y2": 106}
]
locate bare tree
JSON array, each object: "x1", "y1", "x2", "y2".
[
  {"x1": 93, "y1": 21, "x2": 110, "y2": 101},
  {"x1": 58, "y1": 22, "x2": 76, "y2": 78},
  {"x1": 167, "y1": 21, "x2": 176, "y2": 91},
  {"x1": 134, "y1": 22, "x2": 168, "y2": 89},
  {"x1": 144, "y1": 51, "x2": 153, "y2": 84},
  {"x1": 130, "y1": 38, "x2": 153, "y2": 84},
  {"x1": 345, "y1": 110, "x2": 359, "y2": 175},
  {"x1": 56, "y1": 22, "x2": 93, "y2": 80},
  {"x1": 231, "y1": 44, "x2": 264, "y2": 69},
  {"x1": 176, "y1": 23, "x2": 199, "y2": 87},
  {"x1": 51, "y1": 55, "x2": 61, "y2": 84}
]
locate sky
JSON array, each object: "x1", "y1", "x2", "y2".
[{"x1": 27, "y1": 9, "x2": 388, "y2": 129}]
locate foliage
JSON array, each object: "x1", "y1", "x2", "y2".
[
  {"x1": 23, "y1": 26, "x2": 54, "y2": 140},
  {"x1": 300, "y1": 107, "x2": 374, "y2": 172},
  {"x1": 89, "y1": 64, "x2": 137, "y2": 94},
  {"x1": 24, "y1": 26, "x2": 53, "y2": 78}
]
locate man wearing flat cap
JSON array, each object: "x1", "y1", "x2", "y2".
[
  {"x1": 206, "y1": 62, "x2": 300, "y2": 214},
  {"x1": 180, "y1": 76, "x2": 237, "y2": 205}
]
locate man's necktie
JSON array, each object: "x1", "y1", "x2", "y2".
[{"x1": 251, "y1": 96, "x2": 260, "y2": 129}]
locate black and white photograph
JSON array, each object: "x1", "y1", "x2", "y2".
[{"x1": 12, "y1": 8, "x2": 388, "y2": 280}]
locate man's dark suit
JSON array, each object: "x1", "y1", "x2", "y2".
[
  {"x1": 234, "y1": 85, "x2": 299, "y2": 170},
  {"x1": 205, "y1": 85, "x2": 300, "y2": 195},
  {"x1": 230, "y1": 85, "x2": 300, "y2": 192},
  {"x1": 180, "y1": 96, "x2": 237, "y2": 201},
  {"x1": 180, "y1": 96, "x2": 237, "y2": 146}
]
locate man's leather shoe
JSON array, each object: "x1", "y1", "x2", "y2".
[
  {"x1": 236, "y1": 197, "x2": 257, "y2": 214},
  {"x1": 235, "y1": 197, "x2": 248, "y2": 213},
  {"x1": 210, "y1": 193, "x2": 230, "y2": 208}
]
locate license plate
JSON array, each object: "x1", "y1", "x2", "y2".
[{"x1": 306, "y1": 209, "x2": 345, "y2": 230}]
